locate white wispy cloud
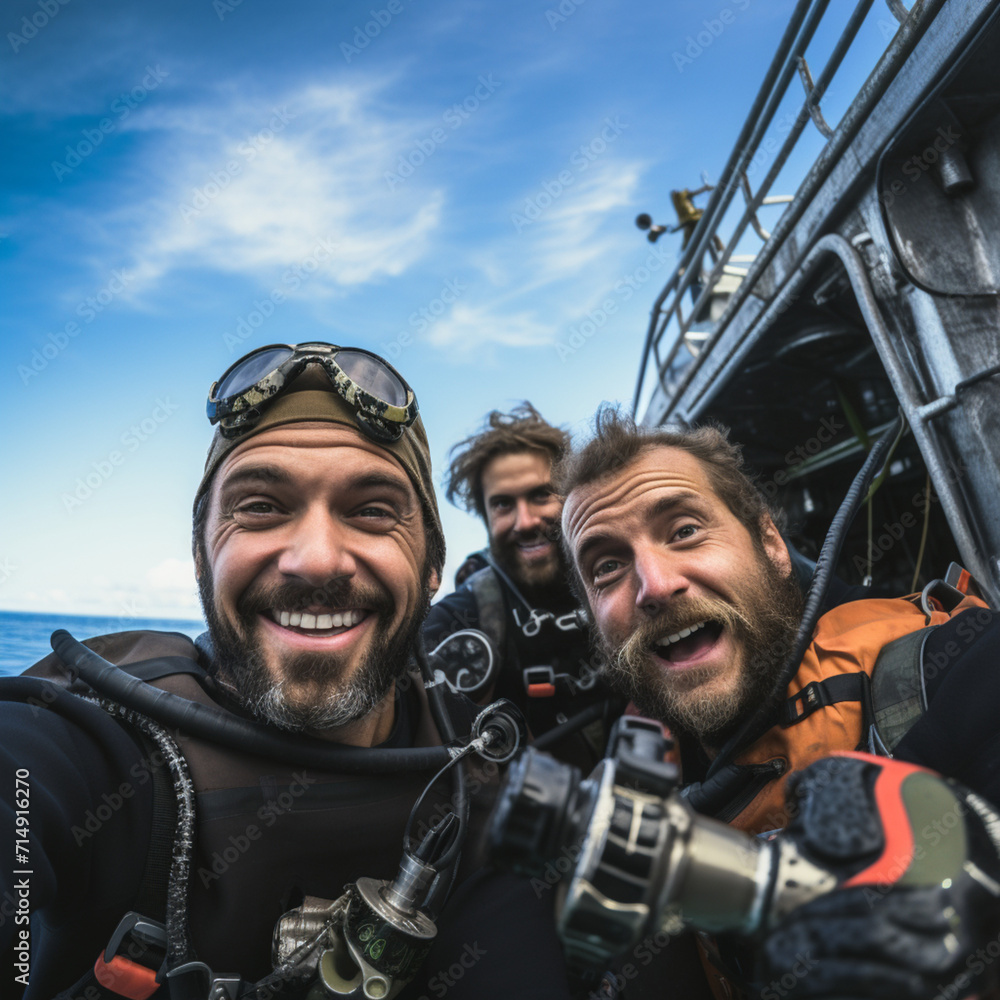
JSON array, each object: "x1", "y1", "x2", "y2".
[
  {"x1": 425, "y1": 303, "x2": 555, "y2": 350},
  {"x1": 32, "y1": 63, "x2": 648, "y2": 357},
  {"x1": 91, "y1": 77, "x2": 447, "y2": 295},
  {"x1": 426, "y1": 160, "x2": 644, "y2": 352}
]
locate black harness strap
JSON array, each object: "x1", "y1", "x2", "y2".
[
  {"x1": 53, "y1": 722, "x2": 179, "y2": 1000},
  {"x1": 779, "y1": 673, "x2": 871, "y2": 727},
  {"x1": 465, "y1": 567, "x2": 506, "y2": 655},
  {"x1": 127, "y1": 728, "x2": 180, "y2": 927}
]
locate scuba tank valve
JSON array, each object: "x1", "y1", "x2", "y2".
[
  {"x1": 488, "y1": 717, "x2": 1000, "y2": 977},
  {"x1": 268, "y1": 702, "x2": 528, "y2": 999}
]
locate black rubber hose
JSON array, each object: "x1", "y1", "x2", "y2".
[
  {"x1": 402, "y1": 751, "x2": 469, "y2": 872},
  {"x1": 411, "y1": 635, "x2": 468, "y2": 891},
  {"x1": 531, "y1": 701, "x2": 608, "y2": 751},
  {"x1": 705, "y1": 412, "x2": 904, "y2": 778},
  {"x1": 413, "y1": 635, "x2": 459, "y2": 744},
  {"x1": 50, "y1": 629, "x2": 451, "y2": 773}
]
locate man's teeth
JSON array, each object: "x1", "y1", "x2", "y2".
[
  {"x1": 272, "y1": 610, "x2": 364, "y2": 630},
  {"x1": 655, "y1": 621, "x2": 708, "y2": 648}
]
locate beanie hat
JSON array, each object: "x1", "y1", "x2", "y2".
[{"x1": 194, "y1": 365, "x2": 445, "y2": 572}]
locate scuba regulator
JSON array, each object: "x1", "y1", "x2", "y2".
[
  {"x1": 488, "y1": 717, "x2": 1000, "y2": 985},
  {"x1": 48, "y1": 629, "x2": 529, "y2": 1000},
  {"x1": 269, "y1": 699, "x2": 527, "y2": 1000}
]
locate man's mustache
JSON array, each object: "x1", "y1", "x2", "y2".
[
  {"x1": 508, "y1": 520, "x2": 561, "y2": 546},
  {"x1": 236, "y1": 580, "x2": 394, "y2": 620},
  {"x1": 614, "y1": 594, "x2": 758, "y2": 664}
]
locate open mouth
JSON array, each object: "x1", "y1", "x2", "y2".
[
  {"x1": 650, "y1": 619, "x2": 725, "y2": 666},
  {"x1": 267, "y1": 608, "x2": 369, "y2": 636},
  {"x1": 515, "y1": 536, "x2": 554, "y2": 560}
]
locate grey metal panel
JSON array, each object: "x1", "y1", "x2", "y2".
[
  {"x1": 643, "y1": 0, "x2": 998, "y2": 427},
  {"x1": 640, "y1": 0, "x2": 1000, "y2": 602}
]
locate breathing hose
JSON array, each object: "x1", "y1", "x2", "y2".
[
  {"x1": 531, "y1": 701, "x2": 609, "y2": 751},
  {"x1": 705, "y1": 411, "x2": 906, "y2": 780},
  {"x1": 49, "y1": 629, "x2": 452, "y2": 773},
  {"x1": 410, "y1": 635, "x2": 469, "y2": 913}
]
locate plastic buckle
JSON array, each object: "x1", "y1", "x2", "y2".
[
  {"x1": 945, "y1": 561, "x2": 973, "y2": 595},
  {"x1": 944, "y1": 560, "x2": 988, "y2": 601},
  {"x1": 167, "y1": 963, "x2": 243, "y2": 1000},
  {"x1": 94, "y1": 912, "x2": 168, "y2": 1000},
  {"x1": 784, "y1": 681, "x2": 829, "y2": 725},
  {"x1": 920, "y1": 578, "x2": 967, "y2": 620},
  {"x1": 608, "y1": 716, "x2": 678, "y2": 796},
  {"x1": 523, "y1": 666, "x2": 556, "y2": 698}
]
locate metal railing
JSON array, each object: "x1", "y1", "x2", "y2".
[{"x1": 631, "y1": 0, "x2": 945, "y2": 420}]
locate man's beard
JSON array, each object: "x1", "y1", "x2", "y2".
[
  {"x1": 198, "y1": 569, "x2": 431, "y2": 733},
  {"x1": 598, "y1": 554, "x2": 804, "y2": 750},
  {"x1": 490, "y1": 524, "x2": 565, "y2": 600}
]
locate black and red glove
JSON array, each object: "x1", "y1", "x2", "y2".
[{"x1": 757, "y1": 753, "x2": 1000, "y2": 999}]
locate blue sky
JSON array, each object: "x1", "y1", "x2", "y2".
[{"x1": 1, "y1": 0, "x2": 897, "y2": 619}]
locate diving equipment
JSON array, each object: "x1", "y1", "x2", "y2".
[
  {"x1": 207, "y1": 342, "x2": 419, "y2": 442},
  {"x1": 488, "y1": 717, "x2": 1000, "y2": 985},
  {"x1": 50, "y1": 629, "x2": 453, "y2": 773},
  {"x1": 265, "y1": 701, "x2": 528, "y2": 1000},
  {"x1": 270, "y1": 845, "x2": 444, "y2": 1000},
  {"x1": 25, "y1": 625, "x2": 532, "y2": 999},
  {"x1": 424, "y1": 628, "x2": 499, "y2": 701},
  {"x1": 703, "y1": 412, "x2": 905, "y2": 783}
]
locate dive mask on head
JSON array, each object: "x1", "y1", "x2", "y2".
[{"x1": 207, "y1": 342, "x2": 419, "y2": 442}]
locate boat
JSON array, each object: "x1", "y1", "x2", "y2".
[{"x1": 633, "y1": 0, "x2": 1000, "y2": 604}]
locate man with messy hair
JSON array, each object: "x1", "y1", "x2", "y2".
[
  {"x1": 423, "y1": 403, "x2": 614, "y2": 766},
  {"x1": 557, "y1": 404, "x2": 1000, "y2": 1000},
  {"x1": 559, "y1": 409, "x2": 805, "y2": 753}
]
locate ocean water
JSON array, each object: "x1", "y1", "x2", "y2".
[{"x1": 0, "y1": 609, "x2": 206, "y2": 677}]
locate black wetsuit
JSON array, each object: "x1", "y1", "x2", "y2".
[{"x1": 0, "y1": 631, "x2": 572, "y2": 1000}]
